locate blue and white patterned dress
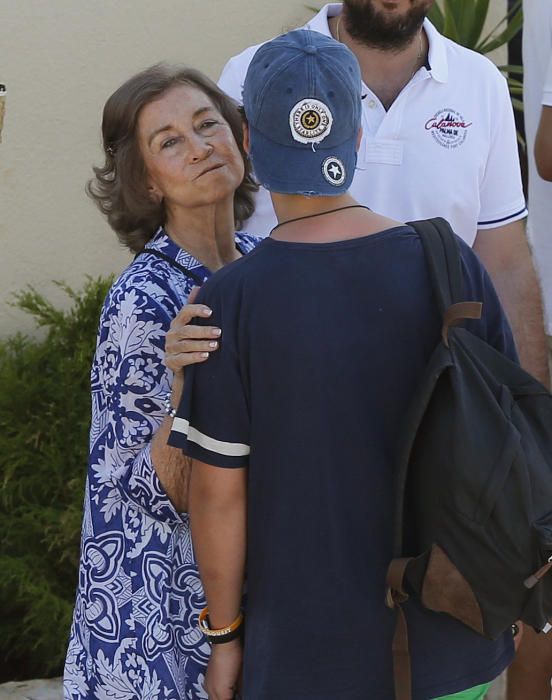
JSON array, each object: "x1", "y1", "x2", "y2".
[{"x1": 64, "y1": 228, "x2": 259, "y2": 700}]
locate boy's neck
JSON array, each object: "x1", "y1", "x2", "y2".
[
  {"x1": 271, "y1": 193, "x2": 358, "y2": 231},
  {"x1": 270, "y1": 192, "x2": 403, "y2": 243}
]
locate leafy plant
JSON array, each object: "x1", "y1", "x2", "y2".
[
  {"x1": 428, "y1": 1, "x2": 524, "y2": 134},
  {"x1": 0, "y1": 276, "x2": 112, "y2": 680}
]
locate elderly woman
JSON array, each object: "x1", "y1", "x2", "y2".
[{"x1": 63, "y1": 64, "x2": 259, "y2": 700}]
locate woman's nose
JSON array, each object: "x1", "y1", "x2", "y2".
[{"x1": 189, "y1": 137, "x2": 213, "y2": 163}]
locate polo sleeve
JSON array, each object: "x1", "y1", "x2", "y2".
[
  {"x1": 477, "y1": 73, "x2": 527, "y2": 230},
  {"x1": 218, "y1": 54, "x2": 246, "y2": 104},
  {"x1": 168, "y1": 287, "x2": 250, "y2": 469},
  {"x1": 542, "y1": 53, "x2": 552, "y2": 107}
]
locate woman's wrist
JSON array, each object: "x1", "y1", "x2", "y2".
[
  {"x1": 169, "y1": 371, "x2": 184, "y2": 412},
  {"x1": 199, "y1": 607, "x2": 244, "y2": 645}
]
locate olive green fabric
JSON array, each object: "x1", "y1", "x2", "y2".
[{"x1": 432, "y1": 681, "x2": 492, "y2": 700}]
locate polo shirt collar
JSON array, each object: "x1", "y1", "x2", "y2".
[
  {"x1": 423, "y1": 17, "x2": 448, "y2": 83},
  {"x1": 307, "y1": 4, "x2": 449, "y2": 84},
  {"x1": 305, "y1": 3, "x2": 341, "y2": 36}
]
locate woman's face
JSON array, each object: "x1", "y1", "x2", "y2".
[{"x1": 137, "y1": 84, "x2": 245, "y2": 211}]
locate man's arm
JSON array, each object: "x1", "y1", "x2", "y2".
[
  {"x1": 507, "y1": 625, "x2": 552, "y2": 700},
  {"x1": 473, "y1": 220, "x2": 549, "y2": 386},
  {"x1": 535, "y1": 105, "x2": 552, "y2": 181},
  {"x1": 189, "y1": 459, "x2": 247, "y2": 700}
]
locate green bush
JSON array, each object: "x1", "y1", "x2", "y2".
[{"x1": 0, "y1": 277, "x2": 112, "y2": 681}]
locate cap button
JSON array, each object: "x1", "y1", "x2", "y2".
[{"x1": 304, "y1": 45, "x2": 317, "y2": 55}]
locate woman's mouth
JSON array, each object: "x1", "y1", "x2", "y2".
[{"x1": 196, "y1": 163, "x2": 225, "y2": 179}]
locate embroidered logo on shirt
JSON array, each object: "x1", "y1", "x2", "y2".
[
  {"x1": 322, "y1": 157, "x2": 346, "y2": 186},
  {"x1": 290, "y1": 99, "x2": 333, "y2": 144},
  {"x1": 425, "y1": 108, "x2": 473, "y2": 149}
]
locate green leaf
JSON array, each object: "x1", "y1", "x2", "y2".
[
  {"x1": 442, "y1": 1, "x2": 461, "y2": 42},
  {"x1": 516, "y1": 131, "x2": 527, "y2": 151},
  {"x1": 477, "y1": 10, "x2": 522, "y2": 54},
  {"x1": 497, "y1": 64, "x2": 524, "y2": 76},
  {"x1": 476, "y1": 1, "x2": 522, "y2": 53},
  {"x1": 465, "y1": 0, "x2": 490, "y2": 48},
  {"x1": 427, "y1": 2, "x2": 445, "y2": 32},
  {"x1": 446, "y1": 0, "x2": 466, "y2": 39}
]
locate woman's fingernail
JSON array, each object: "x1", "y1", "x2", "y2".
[
  {"x1": 212, "y1": 328, "x2": 222, "y2": 336},
  {"x1": 209, "y1": 341, "x2": 218, "y2": 349},
  {"x1": 200, "y1": 352, "x2": 209, "y2": 358},
  {"x1": 203, "y1": 307, "x2": 212, "y2": 316}
]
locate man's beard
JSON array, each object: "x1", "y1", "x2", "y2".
[{"x1": 342, "y1": 1, "x2": 429, "y2": 51}]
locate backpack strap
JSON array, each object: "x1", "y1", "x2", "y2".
[
  {"x1": 386, "y1": 219, "x2": 482, "y2": 700},
  {"x1": 407, "y1": 217, "x2": 461, "y2": 310},
  {"x1": 407, "y1": 218, "x2": 482, "y2": 346},
  {"x1": 386, "y1": 558, "x2": 413, "y2": 700}
]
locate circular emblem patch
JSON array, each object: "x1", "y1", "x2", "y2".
[
  {"x1": 322, "y1": 157, "x2": 346, "y2": 187},
  {"x1": 424, "y1": 108, "x2": 473, "y2": 149},
  {"x1": 290, "y1": 98, "x2": 333, "y2": 145}
]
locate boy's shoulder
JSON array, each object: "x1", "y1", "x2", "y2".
[{"x1": 198, "y1": 239, "x2": 269, "y2": 302}]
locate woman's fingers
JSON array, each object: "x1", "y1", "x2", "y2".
[
  {"x1": 169, "y1": 324, "x2": 221, "y2": 340},
  {"x1": 171, "y1": 339, "x2": 219, "y2": 353},
  {"x1": 173, "y1": 302, "x2": 212, "y2": 324},
  {"x1": 165, "y1": 328, "x2": 221, "y2": 362},
  {"x1": 164, "y1": 298, "x2": 220, "y2": 370},
  {"x1": 165, "y1": 351, "x2": 210, "y2": 371}
]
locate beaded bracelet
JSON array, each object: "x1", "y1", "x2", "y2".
[
  {"x1": 163, "y1": 393, "x2": 177, "y2": 419},
  {"x1": 198, "y1": 607, "x2": 244, "y2": 645}
]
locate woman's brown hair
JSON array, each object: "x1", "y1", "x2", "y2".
[{"x1": 88, "y1": 63, "x2": 257, "y2": 253}]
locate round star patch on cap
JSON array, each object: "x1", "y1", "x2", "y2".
[
  {"x1": 289, "y1": 98, "x2": 333, "y2": 145},
  {"x1": 322, "y1": 157, "x2": 346, "y2": 186}
]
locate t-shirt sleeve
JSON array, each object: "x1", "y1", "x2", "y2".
[
  {"x1": 477, "y1": 72, "x2": 527, "y2": 230},
  {"x1": 168, "y1": 285, "x2": 250, "y2": 468}
]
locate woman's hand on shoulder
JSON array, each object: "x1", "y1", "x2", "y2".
[{"x1": 164, "y1": 287, "x2": 221, "y2": 373}]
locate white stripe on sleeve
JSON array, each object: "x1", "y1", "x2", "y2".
[{"x1": 172, "y1": 417, "x2": 250, "y2": 457}]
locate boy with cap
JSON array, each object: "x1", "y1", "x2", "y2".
[{"x1": 168, "y1": 30, "x2": 517, "y2": 700}]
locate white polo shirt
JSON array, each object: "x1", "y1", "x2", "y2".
[
  {"x1": 523, "y1": 0, "x2": 552, "y2": 334},
  {"x1": 219, "y1": 3, "x2": 526, "y2": 247}
]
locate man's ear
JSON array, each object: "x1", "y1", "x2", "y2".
[
  {"x1": 356, "y1": 127, "x2": 363, "y2": 152},
  {"x1": 243, "y1": 122, "x2": 251, "y2": 155}
]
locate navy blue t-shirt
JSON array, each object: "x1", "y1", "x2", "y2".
[{"x1": 169, "y1": 226, "x2": 516, "y2": 700}]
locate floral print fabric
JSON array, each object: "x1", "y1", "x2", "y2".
[{"x1": 64, "y1": 228, "x2": 259, "y2": 700}]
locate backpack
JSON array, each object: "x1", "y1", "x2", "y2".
[{"x1": 386, "y1": 218, "x2": 552, "y2": 700}]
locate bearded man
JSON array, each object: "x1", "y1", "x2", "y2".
[{"x1": 219, "y1": 0, "x2": 549, "y2": 389}]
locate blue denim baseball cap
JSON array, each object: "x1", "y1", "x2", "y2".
[{"x1": 243, "y1": 29, "x2": 362, "y2": 196}]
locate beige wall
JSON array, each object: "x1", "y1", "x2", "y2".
[
  {"x1": 0, "y1": 0, "x2": 312, "y2": 336},
  {"x1": 0, "y1": 0, "x2": 508, "y2": 336}
]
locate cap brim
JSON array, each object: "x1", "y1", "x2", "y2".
[{"x1": 248, "y1": 124, "x2": 357, "y2": 197}]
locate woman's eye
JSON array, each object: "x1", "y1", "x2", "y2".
[
  {"x1": 200, "y1": 120, "x2": 218, "y2": 130},
  {"x1": 161, "y1": 137, "x2": 178, "y2": 149}
]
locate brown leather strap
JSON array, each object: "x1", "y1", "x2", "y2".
[
  {"x1": 386, "y1": 558, "x2": 413, "y2": 700},
  {"x1": 386, "y1": 558, "x2": 412, "y2": 601},
  {"x1": 524, "y1": 559, "x2": 552, "y2": 589},
  {"x1": 442, "y1": 301, "x2": 483, "y2": 347},
  {"x1": 391, "y1": 601, "x2": 412, "y2": 700}
]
